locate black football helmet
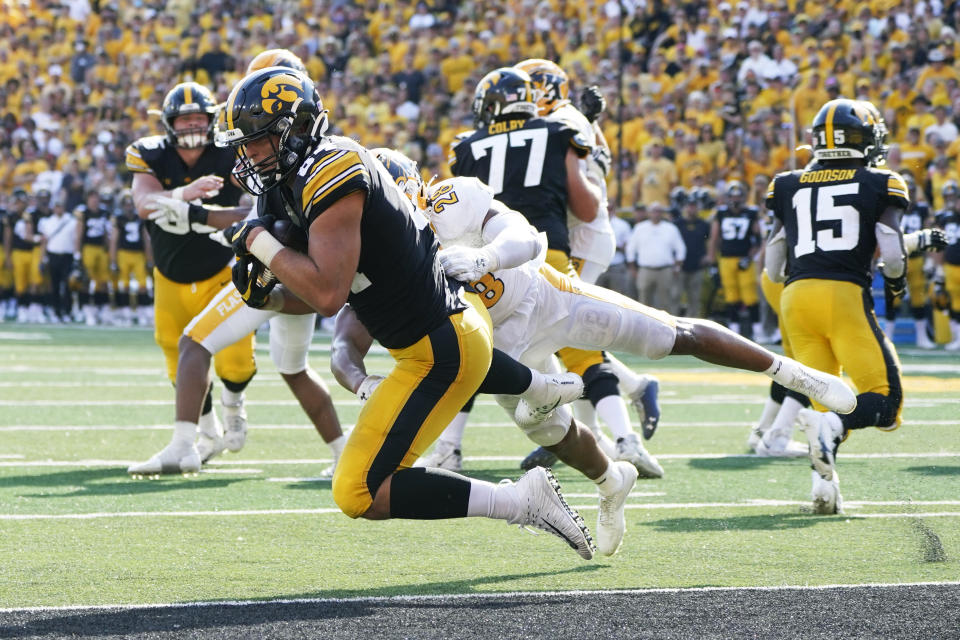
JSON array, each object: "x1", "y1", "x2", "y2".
[
  {"x1": 811, "y1": 98, "x2": 880, "y2": 162},
  {"x1": 217, "y1": 67, "x2": 328, "y2": 196},
  {"x1": 371, "y1": 147, "x2": 426, "y2": 209},
  {"x1": 691, "y1": 187, "x2": 716, "y2": 211},
  {"x1": 472, "y1": 67, "x2": 539, "y2": 127},
  {"x1": 160, "y1": 82, "x2": 219, "y2": 149},
  {"x1": 942, "y1": 179, "x2": 960, "y2": 201},
  {"x1": 725, "y1": 180, "x2": 746, "y2": 207},
  {"x1": 669, "y1": 186, "x2": 689, "y2": 211}
]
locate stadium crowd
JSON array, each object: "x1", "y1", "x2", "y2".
[{"x1": 0, "y1": 0, "x2": 958, "y2": 347}]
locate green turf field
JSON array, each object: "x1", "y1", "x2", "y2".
[{"x1": 0, "y1": 325, "x2": 957, "y2": 608}]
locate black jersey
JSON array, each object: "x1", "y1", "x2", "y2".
[
  {"x1": 714, "y1": 205, "x2": 760, "y2": 257},
  {"x1": 10, "y1": 210, "x2": 35, "y2": 251},
  {"x1": 77, "y1": 205, "x2": 111, "y2": 247},
  {"x1": 768, "y1": 162, "x2": 910, "y2": 288},
  {"x1": 450, "y1": 115, "x2": 591, "y2": 256},
  {"x1": 262, "y1": 135, "x2": 467, "y2": 350},
  {"x1": 901, "y1": 201, "x2": 929, "y2": 236},
  {"x1": 934, "y1": 208, "x2": 960, "y2": 265},
  {"x1": 116, "y1": 214, "x2": 146, "y2": 251},
  {"x1": 125, "y1": 135, "x2": 242, "y2": 283}
]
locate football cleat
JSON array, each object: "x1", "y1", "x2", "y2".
[
  {"x1": 809, "y1": 469, "x2": 843, "y2": 515},
  {"x1": 616, "y1": 433, "x2": 664, "y2": 478},
  {"x1": 127, "y1": 442, "x2": 201, "y2": 475},
  {"x1": 746, "y1": 425, "x2": 765, "y2": 452},
  {"x1": 514, "y1": 372, "x2": 584, "y2": 428},
  {"x1": 782, "y1": 361, "x2": 856, "y2": 415},
  {"x1": 221, "y1": 395, "x2": 248, "y2": 452},
  {"x1": 628, "y1": 378, "x2": 661, "y2": 440},
  {"x1": 414, "y1": 440, "x2": 463, "y2": 471},
  {"x1": 509, "y1": 466, "x2": 595, "y2": 560},
  {"x1": 520, "y1": 446, "x2": 559, "y2": 471},
  {"x1": 596, "y1": 461, "x2": 638, "y2": 556},
  {"x1": 755, "y1": 428, "x2": 808, "y2": 458},
  {"x1": 317, "y1": 463, "x2": 337, "y2": 479},
  {"x1": 798, "y1": 409, "x2": 844, "y2": 514},
  {"x1": 196, "y1": 411, "x2": 225, "y2": 463}
]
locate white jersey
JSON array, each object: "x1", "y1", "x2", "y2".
[
  {"x1": 425, "y1": 176, "x2": 548, "y2": 327},
  {"x1": 548, "y1": 103, "x2": 615, "y2": 274}
]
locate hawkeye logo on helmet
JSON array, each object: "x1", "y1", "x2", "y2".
[{"x1": 261, "y1": 74, "x2": 304, "y2": 115}]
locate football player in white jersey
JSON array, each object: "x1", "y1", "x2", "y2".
[
  {"x1": 514, "y1": 59, "x2": 661, "y2": 470},
  {"x1": 127, "y1": 49, "x2": 347, "y2": 476},
  {"x1": 376, "y1": 149, "x2": 859, "y2": 486}
]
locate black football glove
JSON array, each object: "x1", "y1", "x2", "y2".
[
  {"x1": 225, "y1": 214, "x2": 276, "y2": 259},
  {"x1": 917, "y1": 228, "x2": 947, "y2": 252},
  {"x1": 232, "y1": 255, "x2": 278, "y2": 308},
  {"x1": 882, "y1": 271, "x2": 907, "y2": 302},
  {"x1": 738, "y1": 256, "x2": 752, "y2": 270},
  {"x1": 580, "y1": 85, "x2": 606, "y2": 123}
]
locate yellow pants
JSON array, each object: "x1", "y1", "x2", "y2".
[
  {"x1": 0, "y1": 247, "x2": 10, "y2": 289},
  {"x1": 781, "y1": 279, "x2": 902, "y2": 423},
  {"x1": 332, "y1": 292, "x2": 493, "y2": 518},
  {"x1": 719, "y1": 256, "x2": 759, "y2": 306},
  {"x1": 946, "y1": 263, "x2": 960, "y2": 314},
  {"x1": 906, "y1": 255, "x2": 927, "y2": 307},
  {"x1": 12, "y1": 249, "x2": 41, "y2": 294},
  {"x1": 82, "y1": 245, "x2": 110, "y2": 289},
  {"x1": 116, "y1": 249, "x2": 148, "y2": 292},
  {"x1": 153, "y1": 265, "x2": 256, "y2": 385},
  {"x1": 760, "y1": 270, "x2": 792, "y2": 358},
  {"x1": 546, "y1": 249, "x2": 606, "y2": 375}
]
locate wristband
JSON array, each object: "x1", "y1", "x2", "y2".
[
  {"x1": 171, "y1": 186, "x2": 186, "y2": 201},
  {"x1": 187, "y1": 204, "x2": 208, "y2": 225},
  {"x1": 249, "y1": 231, "x2": 285, "y2": 268}
]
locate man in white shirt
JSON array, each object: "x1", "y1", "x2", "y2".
[
  {"x1": 38, "y1": 199, "x2": 77, "y2": 322},
  {"x1": 626, "y1": 202, "x2": 686, "y2": 315},
  {"x1": 737, "y1": 41, "x2": 777, "y2": 86},
  {"x1": 924, "y1": 104, "x2": 958, "y2": 145}
]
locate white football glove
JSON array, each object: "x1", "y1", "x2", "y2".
[
  {"x1": 438, "y1": 246, "x2": 499, "y2": 281},
  {"x1": 145, "y1": 195, "x2": 190, "y2": 235},
  {"x1": 356, "y1": 374, "x2": 384, "y2": 404}
]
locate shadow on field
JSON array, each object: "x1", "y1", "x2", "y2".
[
  {"x1": 903, "y1": 464, "x2": 960, "y2": 477},
  {"x1": 642, "y1": 512, "x2": 827, "y2": 532},
  {"x1": 0, "y1": 467, "x2": 255, "y2": 498},
  {"x1": 0, "y1": 567, "x2": 602, "y2": 638},
  {"x1": 685, "y1": 456, "x2": 790, "y2": 472}
]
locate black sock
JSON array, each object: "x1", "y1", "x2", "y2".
[
  {"x1": 221, "y1": 374, "x2": 254, "y2": 394},
  {"x1": 770, "y1": 381, "x2": 787, "y2": 403},
  {"x1": 477, "y1": 348, "x2": 532, "y2": 395},
  {"x1": 839, "y1": 392, "x2": 901, "y2": 431},
  {"x1": 389, "y1": 467, "x2": 471, "y2": 519},
  {"x1": 202, "y1": 383, "x2": 214, "y2": 415},
  {"x1": 583, "y1": 362, "x2": 619, "y2": 406}
]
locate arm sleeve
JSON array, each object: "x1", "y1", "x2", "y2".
[
  {"x1": 875, "y1": 221, "x2": 906, "y2": 278},
  {"x1": 765, "y1": 226, "x2": 787, "y2": 283}
]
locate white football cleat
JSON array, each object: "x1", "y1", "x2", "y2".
[
  {"x1": 514, "y1": 372, "x2": 584, "y2": 427},
  {"x1": 414, "y1": 440, "x2": 463, "y2": 471},
  {"x1": 798, "y1": 409, "x2": 844, "y2": 514},
  {"x1": 221, "y1": 395, "x2": 248, "y2": 452},
  {"x1": 128, "y1": 441, "x2": 201, "y2": 475},
  {"x1": 509, "y1": 466, "x2": 595, "y2": 560},
  {"x1": 755, "y1": 428, "x2": 808, "y2": 458},
  {"x1": 196, "y1": 411, "x2": 225, "y2": 463},
  {"x1": 596, "y1": 460, "x2": 638, "y2": 556},
  {"x1": 809, "y1": 469, "x2": 843, "y2": 515},
  {"x1": 616, "y1": 433, "x2": 664, "y2": 478},
  {"x1": 782, "y1": 361, "x2": 856, "y2": 415},
  {"x1": 746, "y1": 425, "x2": 765, "y2": 452}
]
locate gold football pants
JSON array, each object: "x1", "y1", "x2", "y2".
[{"x1": 719, "y1": 256, "x2": 759, "y2": 306}]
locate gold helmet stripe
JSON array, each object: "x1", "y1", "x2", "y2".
[
  {"x1": 183, "y1": 84, "x2": 192, "y2": 108},
  {"x1": 824, "y1": 101, "x2": 838, "y2": 149}
]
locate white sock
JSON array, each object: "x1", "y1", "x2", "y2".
[
  {"x1": 173, "y1": 420, "x2": 197, "y2": 447},
  {"x1": 437, "y1": 411, "x2": 470, "y2": 449},
  {"x1": 573, "y1": 399, "x2": 597, "y2": 431},
  {"x1": 595, "y1": 394, "x2": 633, "y2": 440},
  {"x1": 592, "y1": 459, "x2": 623, "y2": 497},
  {"x1": 764, "y1": 355, "x2": 808, "y2": 388},
  {"x1": 756, "y1": 396, "x2": 782, "y2": 433},
  {"x1": 326, "y1": 434, "x2": 346, "y2": 459},
  {"x1": 765, "y1": 396, "x2": 803, "y2": 441},
  {"x1": 466, "y1": 478, "x2": 520, "y2": 521},
  {"x1": 198, "y1": 410, "x2": 221, "y2": 437},
  {"x1": 605, "y1": 354, "x2": 642, "y2": 395},
  {"x1": 221, "y1": 388, "x2": 244, "y2": 407}
]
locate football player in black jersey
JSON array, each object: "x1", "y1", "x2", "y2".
[
  {"x1": 125, "y1": 81, "x2": 254, "y2": 471},
  {"x1": 0, "y1": 201, "x2": 12, "y2": 318},
  {"x1": 766, "y1": 99, "x2": 911, "y2": 514},
  {"x1": 707, "y1": 180, "x2": 764, "y2": 338},
  {"x1": 109, "y1": 190, "x2": 153, "y2": 327},
  {"x1": 7, "y1": 189, "x2": 40, "y2": 323},
  {"x1": 217, "y1": 66, "x2": 598, "y2": 559},
  {"x1": 933, "y1": 185, "x2": 960, "y2": 350},
  {"x1": 73, "y1": 191, "x2": 113, "y2": 325}
]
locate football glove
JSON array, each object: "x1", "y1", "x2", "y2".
[
  {"x1": 738, "y1": 256, "x2": 752, "y2": 270},
  {"x1": 225, "y1": 215, "x2": 275, "y2": 258},
  {"x1": 580, "y1": 85, "x2": 606, "y2": 123},
  {"x1": 917, "y1": 228, "x2": 947, "y2": 252},
  {"x1": 591, "y1": 144, "x2": 612, "y2": 177},
  {"x1": 231, "y1": 255, "x2": 278, "y2": 308},
  {"x1": 145, "y1": 195, "x2": 210, "y2": 235},
  {"x1": 882, "y1": 271, "x2": 907, "y2": 302},
  {"x1": 356, "y1": 374, "x2": 384, "y2": 404},
  {"x1": 438, "y1": 245, "x2": 500, "y2": 281}
]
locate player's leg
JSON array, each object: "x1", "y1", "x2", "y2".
[
  {"x1": 719, "y1": 256, "x2": 743, "y2": 333},
  {"x1": 738, "y1": 261, "x2": 762, "y2": 340},
  {"x1": 91, "y1": 248, "x2": 112, "y2": 325},
  {"x1": 944, "y1": 263, "x2": 960, "y2": 350},
  {"x1": 269, "y1": 313, "x2": 346, "y2": 476},
  {"x1": 907, "y1": 256, "x2": 933, "y2": 348}
]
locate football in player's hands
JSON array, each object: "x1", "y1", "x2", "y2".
[
  {"x1": 580, "y1": 85, "x2": 606, "y2": 122},
  {"x1": 269, "y1": 218, "x2": 308, "y2": 253}
]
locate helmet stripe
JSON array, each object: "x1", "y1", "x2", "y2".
[
  {"x1": 184, "y1": 84, "x2": 192, "y2": 108},
  {"x1": 824, "y1": 101, "x2": 838, "y2": 149}
]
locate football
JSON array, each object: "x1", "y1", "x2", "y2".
[{"x1": 270, "y1": 218, "x2": 308, "y2": 253}]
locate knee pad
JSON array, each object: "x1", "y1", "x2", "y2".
[
  {"x1": 582, "y1": 361, "x2": 620, "y2": 406},
  {"x1": 269, "y1": 313, "x2": 315, "y2": 374}
]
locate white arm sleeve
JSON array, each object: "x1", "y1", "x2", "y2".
[
  {"x1": 480, "y1": 205, "x2": 545, "y2": 270},
  {"x1": 765, "y1": 226, "x2": 787, "y2": 283},
  {"x1": 875, "y1": 222, "x2": 905, "y2": 278},
  {"x1": 902, "y1": 231, "x2": 920, "y2": 255}
]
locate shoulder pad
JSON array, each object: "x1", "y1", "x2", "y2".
[
  {"x1": 426, "y1": 176, "x2": 492, "y2": 246},
  {"x1": 125, "y1": 136, "x2": 169, "y2": 174}
]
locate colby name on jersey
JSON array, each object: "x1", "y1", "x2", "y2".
[
  {"x1": 768, "y1": 164, "x2": 909, "y2": 288},
  {"x1": 425, "y1": 176, "x2": 546, "y2": 327}
]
